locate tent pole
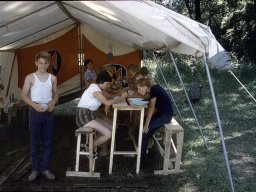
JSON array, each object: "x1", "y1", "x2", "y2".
[
  {"x1": 78, "y1": 23, "x2": 84, "y2": 92},
  {"x1": 169, "y1": 51, "x2": 208, "y2": 149},
  {"x1": 147, "y1": 51, "x2": 183, "y2": 119},
  {"x1": 203, "y1": 54, "x2": 235, "y2": 192},
  {"x1": 229, "y1": 70, "x2": 256, "y2": 104}
]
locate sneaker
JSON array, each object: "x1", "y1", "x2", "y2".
[
  {"x1": 42, "y1": 170, "x2": 55, "y2": 180},
  {"x1": 80, "y1": 143, "x2": 89, "y2": 152},
  {"x1": 28, "y1": 171, "x2": 39, "y2": 181},
  {"x1": 93, "y1": 151, "x2": 98, "y2": 160}
]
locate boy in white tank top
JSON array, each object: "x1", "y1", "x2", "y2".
[{"x1": 21, "y1": 51, "x2": 58, "y2": 182}]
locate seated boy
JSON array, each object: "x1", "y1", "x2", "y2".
[{"x1": 136, "y1": 78, "x2": 173, "y2": 165}]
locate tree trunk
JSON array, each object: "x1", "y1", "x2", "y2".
[{"x1": 195, "y1": 0, "x2": 202, "y2": 22}]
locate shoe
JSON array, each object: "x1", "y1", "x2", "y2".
[
  {"x1": 93, "y1": 151, "x2": 98, "y2": 160},
  {"x1": 28, "y1": 171, "x2": 39, "y2": 181},
  {"x1": 80, "y1": 143, "x2": 89, "y2": 152},
  {"x1": 87, "y1": 151, "x2": 98, "y2": 160},
  {"x1": 42, "y1": 170, "x2": 55, "y2": 180}
]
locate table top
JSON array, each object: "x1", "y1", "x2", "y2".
[{"x1": 112, "y1": 99, "x2": 148, "y2": 110}]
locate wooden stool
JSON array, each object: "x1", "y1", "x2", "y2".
[
  {"x1": 66, "y1": 127, "x2": 100, "y2": 177},
  {"x1": 153, "y1": 118, "x2": 184, "y2": 175}
]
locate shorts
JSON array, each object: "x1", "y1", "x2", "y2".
[{"x1": 76, "y1": 108, "x2": 96, "y2": 127}]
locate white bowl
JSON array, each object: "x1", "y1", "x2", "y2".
[
  {"x1": 131, "y1": 100, "x2": 149, "y2": 106},
  {"x1": 127, "y1": 98, "x2": 144, "y2": 102}
]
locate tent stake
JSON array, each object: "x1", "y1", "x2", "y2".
[
  {"x1": 169, "y1": 51, "x2": 208, "y2": 149},
  {"x1": 203, "y1": 54, "x2": 235, "y2": 192}
]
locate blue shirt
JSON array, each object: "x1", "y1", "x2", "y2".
[
  {"x1": 150, "y1": 85, "x2": 173, "y2": 116},
  {"x1": 84, "y1": 69, "x2": 96, "y2": 88}
]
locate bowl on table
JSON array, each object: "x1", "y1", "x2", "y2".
[
  {"x1": 127, "y1": 98, "x2": 144, "y2": 102},
  {"x1": 130, "y1": 100, "x2": 149, "y2": 106}
]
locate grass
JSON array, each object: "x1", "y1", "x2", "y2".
[
  {"x1": 166, "y1": 69, "x2": 256, "y2": 192},
  {"x1": 53, "y1": 69, "x2": 256, "y2": 192}
]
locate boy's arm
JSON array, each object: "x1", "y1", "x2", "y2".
[
  {"x1": 21, "y1": 75, "x2": 41, "y2": 112},
  {"x1": 143, "y1": 97, "x2": 156, "y2": 133},
  {"x1": 48, "y1": 75, "x2": 59, "y2": 112}
]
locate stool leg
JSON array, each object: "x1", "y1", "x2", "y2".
[
  {"x1": 89, "y1": 133, "x2": 94, "y2": 173},
  {"x1": 75, "y1": 133, "x2": 81, "y2": 171},
  {"x1": 163, "y1": 128, "x2": 172, "y2": 175},
  {"x1": 174, "y1": 131, "x2": 184, "y2": 172}
]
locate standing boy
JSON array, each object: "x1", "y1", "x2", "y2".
[{"x1": 21, "y1": 51, "x2": 59, "y2": 181}]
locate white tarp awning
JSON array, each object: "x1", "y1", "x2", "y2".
[{"x1": 0, "y1": 1, "x2": 231, "y2": 69}]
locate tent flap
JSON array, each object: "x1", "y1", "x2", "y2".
[{"x1": 208, "y1": 51, "x2": 231, "y2": 71}]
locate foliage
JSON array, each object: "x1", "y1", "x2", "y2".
[{"x1": 155, "y1": 0, "x2": 256, "y2": 72}]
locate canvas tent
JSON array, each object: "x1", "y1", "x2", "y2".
[{"x1": 0, "y1": 1, "x2": 234, "y2": 191}]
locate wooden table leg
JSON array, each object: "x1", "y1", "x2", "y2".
[
  {"x1": 136, "y1": 108, "x2": 144, "y2": 174},
  {"x1": 109, "y1": 108, "x2": 118, "y2": 174}
]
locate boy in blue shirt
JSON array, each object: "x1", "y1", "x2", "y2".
[{"x1": 136, "y1": 78, "x2": 173, "y2": 164}]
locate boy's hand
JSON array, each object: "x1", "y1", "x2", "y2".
[
  {"x1": 143, "y1": 126, "x2": 149, "y2": 133},
  {"x1": 105, "y1": 105, "x2": 110, "y2": 115},
  {"x1": 121, "y1": 92, "x2": 128, "y2": 99},
  {"x1": 47, "y1": 100, "x2": 56, "y2": 112}
]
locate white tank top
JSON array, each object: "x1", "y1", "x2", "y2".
[{"x1": 31, "y1": 73, "x2": 52, "y2": 104}]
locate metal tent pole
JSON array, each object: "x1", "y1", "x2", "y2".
[
  {"x1": 229, "y1": 70, "x2": 256, "y2": 104},
  {"x1": 143, "y1": 50, "x2": 182, "y2": 118},
  {"x1": 151, "y1": 51, "x2": 183, "y2": 119},
  {"x1": 202, "y1": 54, "x2": 235, "y2": 192},
  {"x1": 169, "y1": 51, "x2": 208, "y2": 149}
]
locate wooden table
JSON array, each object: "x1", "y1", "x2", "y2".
[{"x1": 109, "y1": 99, "x2": 147, "y2": 174}]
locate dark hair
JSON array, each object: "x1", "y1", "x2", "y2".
[
  {"x1": 84, "y1": 59, "x2": 93, "y2": 67},
  {"x1": 96, "y1": 70, "x2": 112, "y2": 84},
  {"x1": 136, "y1": 77, "x2": 151, "y2": 87},
  {"x1": 140, "y1": 66, "x2": 149, "y2": 76}
]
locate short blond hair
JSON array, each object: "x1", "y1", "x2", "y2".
[
  {"x1": 136, "y1": 77, "x2": 151, "y2": 87},
  {"x1": 35, "y1": 51, "x2": 51, "y2": 62}
]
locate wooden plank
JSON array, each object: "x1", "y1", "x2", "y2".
[
  {"x1": 11, "y1": 160, "x2": 31, "y2": 181},
  {"x1": 165, "y1": 118, "x2": 184, "y2": 132},
  {"x1": 75, "y1": 133, "x2": 81, "y2": 171},
  {"x1": 113, "y1": 151, "x2": 137, "y2": 155},
  {"x1": 109, "y1": 108, "x2": 118, "y2": 174},
  {"x1": 3, "y1": 147, "x2": 29, "y2": 157},
  {"x1": 0, "y1": 157, "x2": 13, "y2": 173},
  {"x1": 174, "y1": 131, "x2": 184, "y2": 172},
  {"x1": 0, "y1": 155, "x2": 27, "y2": 186},
  {"x1": 136, "y1": 108, "x2": 144, "y2": 174},
  {"x1": 154, "y1": 169, "x2": 185, "y2": 175},
  {"x1": 152, "y1": 135, "x2": 164, "y2": 157},
  {"x1": 163, "y1": 128, "x2": 171, "y2": 175},
  {"x1": 73, "y1": 181, "x2": 148, "y2": 188},
  {"x1": 66, "y1": 171, "x2": 100, "y2": 178}
]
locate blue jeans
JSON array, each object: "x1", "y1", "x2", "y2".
[
  {"x1": 141, "y1": 113, "x2": 172, "y2": 162},
  {"x1": 29, "y1": 108, "x2": 53, "y2": 171}
]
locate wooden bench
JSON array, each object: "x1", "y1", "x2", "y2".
[
  {"x1": 153, "y1": 118, "x2": 184, "y2": 175},
  {"x1": 66, "y1": 127, "x2": 100, "y2": 178}
]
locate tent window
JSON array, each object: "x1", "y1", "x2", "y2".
[{"x1": 78, "y1": 53, "x2": 84, "y2": 66}]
